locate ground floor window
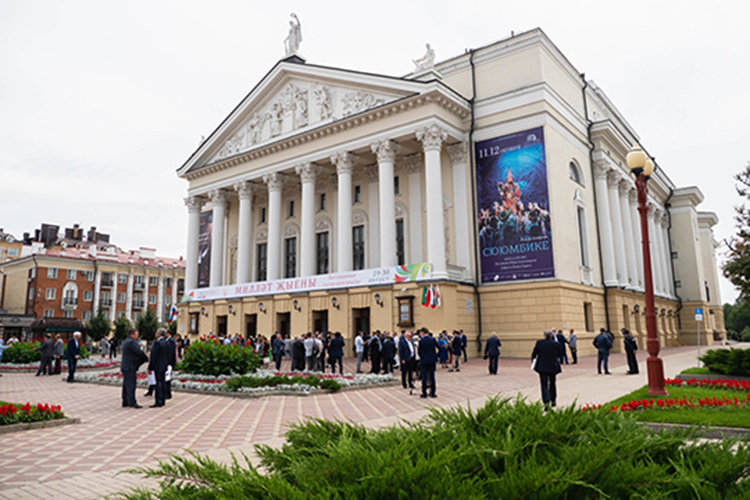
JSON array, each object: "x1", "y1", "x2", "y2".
[
  {"x1": 317, "y1": 232, "x2": 329, "y2": 275},
  {"x1": 285, "y1": 237, "x2": 297, "y2": 279},
  {"x1": 584, "y1": 302, "x2": 594, "y2": 332},
  {"x1": 353, "y1": 225, "x2": 365, "y2": 270},
  {"x1": 257, "y1": 243, "x2": 267, "y2": 281}
]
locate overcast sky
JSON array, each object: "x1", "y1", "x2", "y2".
[{"x1": 1, "y1": 0, "x2": 747, "y2": 303}]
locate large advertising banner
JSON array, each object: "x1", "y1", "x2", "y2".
[
  {"x1": 475, "y1": 126, "x2": 554, "y2": 283},
  {"x1": 197, "y1": 211, "x2": 213, "y2": 288}
]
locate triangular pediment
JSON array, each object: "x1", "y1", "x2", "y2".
[{"x1": 179, "y1": 61, "x2": 433, "y2": 175}]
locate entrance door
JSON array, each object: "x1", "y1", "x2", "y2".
[
  {"x1": 352, "y1": 307, "x2": 370, "y2": 336},
  {"x1": 245, "y1": 313, "x2": 257, "y2": 340},
  {"x1": 277, "y1": 312, "x2": 291, "y2": 338},
  {"x1": 216, "y1": 315, "x2": 228, "y2": 338},
  {"x1": 313, "y1": 310, "x2": 329, "y2": 333}
]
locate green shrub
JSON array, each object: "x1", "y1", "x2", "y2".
[
  {"x1": 121, "y1": 397, "x2": 750, "y2": 499},
  {"x1": 178, "y1": 340, "x2": 260, "y2": 376},
  {"x1": 226, "y1": 374, "x2": 320, "y2": 391},
  {"x1": 2, "y1": 342, "x2": 41, "y2": 363},
  {"x1": 63, "y1": 342, "x2": 90, "y2": 359},
  {"x1": 742, "y1": 327, "x2": 750, "y2": 343},
  {"x1": 319, "y1": 378, "x2": 342, "y2": 392},
  {"x1": 700, "y1": 348, "x2": 750, "y2": 376}
]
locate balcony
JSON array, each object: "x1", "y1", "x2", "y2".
[
  {"x1": 100, "y1": 298, "x2": 112, "y2": 307},
  {"x1": 101, "y1": 277, "x2": 114, "y2": 288},
  {"x1": 62, "y1": 297, "x2": 78, "y2": 310},
  {"x1": 132, "y1": 300, "x2": 145, "y2": 309},
  {"x1": 134, "y1": 282, "x2": 146, "y2": 291}
]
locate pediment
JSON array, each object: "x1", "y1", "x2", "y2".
[{"x1": 180, "y1": 61, "x2": 429, "y2": 175}]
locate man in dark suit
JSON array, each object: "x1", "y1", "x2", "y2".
[
  {"x1": 272, "y1": 333, "x2": 285, "y2": 371},
  {"x1": 327, "y1": 332, "x2": 345, "y2": 374},
  {"x1": 484, "y1": 332, "x2": 502, "y2": 375},
  {"x1": 398, "y1": 331, "x2": 415, "y2": 389},
  {"x1": 381, "y1": 333, "x2": 396, "y2": 374},
  {"x1": 148, "y1": 329, "x2": 169, "y2": 408},
  {"x1": 121, "y1": 328, "x2": 148, "y2": 408},
  {"x1": 164, "y1": 329, "x2": 177, "y2": 400},
  {"x1": 594, "y1": 328, "x2": 613, "y2": 375},
  {"x1": 449, "y1": 332, "x2": 463, "y2": 372},
  {"x1": 369, "y1": 332, "x2": 382, "y2": 374},
  {"x1": 418, "y1": 329, "x2": 439, "y2": 398},
  {"x1": 65, "y1": 331, "x2": 82, "y2": 382},
  {"x1": 292, "y1": 336, "x2": 306, "y2": 372},
  {"x1": 460, "y1": 330, "x2": 468, "y2": 362},
  {"x1": 531, "y1": 330, "x2": 563, "y2": 411},
  {"x1": 555, "y1": 330, "x2": 569, "y2": 365},
  {"x1": 35, "y1": 333, "x2": 55, "y2": 376}
]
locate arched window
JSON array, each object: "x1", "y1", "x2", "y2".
[{"x1": 569, "y1": 160, "x2": 584, "y2": 186}]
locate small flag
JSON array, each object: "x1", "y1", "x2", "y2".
[
  {"x1": 168, "y1": 305, "x2": 178, "y2": 322},
  {"x1": 429, "y1": 284, "x2": 436, "y2": 309},
  {"x1": 435, "y1": 284, "x2": 441, "y2": 308},
  {"x1": 421, "y1": 285, "x2": 431, "y2": 307}
]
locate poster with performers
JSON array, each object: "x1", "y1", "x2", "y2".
[
  {"x1": 475, "y1": 126, "x2": 554, "y2": 283},
  {"x1": 197, "y1": 211, "x2": 212, "y2": 288}
]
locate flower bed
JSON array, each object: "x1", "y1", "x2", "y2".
[
  {"x1": 666, "y1": 377, "x2": 750, "y2": 392},
  {"x1": 0, "y1": 358, "x2": 120, "y2": 371},
  {"x1": 75, "y1": 369, "x2": 395, "y2": 395},
  {"x1": 0, "y1": 401, "x2": 65, "y2": 426},
  {"x1": 583, "y1": 393, "x2": 750, "y2": 413}
]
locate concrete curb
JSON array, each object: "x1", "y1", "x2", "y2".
[
  {"x1": 640, "y1": 421, "x2": 750, "y2": 440},
  {"x1": 675, "y1": 373, "x2": 750, "y2": 382},
  {"x1": 0, "y1": 417, "x2": 81, "y2": 435},
  {"x1": 0, "y1": 364, "x2": 120, "y2": 373}
]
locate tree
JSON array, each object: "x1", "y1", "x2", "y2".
[
  {"x1": 136, "y1": 308, "x2": 159, "y2": 342},
  {"x1": 167, "y1": 319, "x2": 177, "y2": 337},
  {"x1": 113, "y1": 316, "x2": 131, "y2": 341},
  {"x1": 723, "y1": 162, "x2": 750, "y2": 301},
  {"x1": 85, "y1": 307, "x2": 112, "y2": 341}
]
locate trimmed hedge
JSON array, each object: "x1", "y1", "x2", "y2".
[
  {"x1": 3, "y1": 341, "x2": 90, "y2": 364},
  {"x1": 225, "y1": 374, "x2": 342, "y2": 393},
  {"x1": 700, "y1": 348, "x2": 750, "y2": 377},
  {"x1": 177, "y1": 339, "x2": 261, "y2": 376}
]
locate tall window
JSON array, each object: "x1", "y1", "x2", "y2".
[
  {"x1": 569, "y1": 161, "x2": 584, "y2": 185},
  {"x1": 44, "y1": 309, "x2": 54, "y2": 318},
  {"x1": 46, "y1": 288, "x2": 56, "y2": 300},
  {"x1": 166, "y1": 277, "x2": 172, "y2": 288},
  {"x1": 67, "y1": 269, "x2": 76, "y2": 280},
  {"x1": 260, "y1": 207, "x2": 267, "y2": 224},
  {"x1": 288, "y1": 200, "x2": 295, "y2": 218},
  {"x1": 149, "y1": 276, "x2": 158, "y2": 286},
  {"x1": 118, "y1": 273, "x2": 127, "y2": 284},
  {"x1": 394, "y1": 176, "x2": 400, "y2": 195},
  {"x1": 117, "y1": 292, "x2": 126, "y2": 303},
  {"x1": 82, "y1": 310, "x2": 92, "y2": 321},
  {"x1": 319, "y1": 193, "x2": 326, "y2": 211},
  {"x1": 576, "y1": 207, "x2": 589, "y2": 267},
  {"x1": 285, "y1": 237, "x2": 297, "y2": 278},
  {"x1": 83, "y1": 290, "x2": 93, "y2": 302},
  {"x1": 47, "y1": 268, "x2": 58, "y2": 279},
  {"x1": 353, "y1": 226, "x2": 365, "y2": 271},
  {"x1": 396, "y1": 219, "x2": 405, "y2": 265},
  {"x1": 85, "y1": 271, "x2": 94, "y2": 281},
  {"x1": 354, "y1": 185, "x2": 361, "y2": 204},
  {"x1": 316, "y1": 232, "x2": 329, "y2": 275},
  {"x1": 256, "y1": 243, "x2": 267, "y2": 281}
]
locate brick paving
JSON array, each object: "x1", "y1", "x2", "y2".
[{"x1": 0, "y1": 345, "x2": 712, "y2": 498}]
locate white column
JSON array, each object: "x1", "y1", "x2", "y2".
[
  {"x1": 331, "y1": 152, "x2": 356, "y2": 272},
  {"x1": 647, "y1": 205, "x2": 664, "y2": 296},
  {"x1": 628, "y1": 189, "x2": 644, "y2": 291},
  {"x1": 448, "y1": 143, "x2": 471, "y2": 277},
  {"x1": 126, "y1": 273, "x2": 134, "y2": 321},
  {"x1": 366, "y1": 168, "x2": 380, "y2": 268},
  {"x1": 263, "y1": 172, "x2": 285, "y2": 281},
  {"x1": 417, "y1": 125, "x2": 448, "y2": 280},
  {"x1": 110, "y1": 272, "x2": 118, "y2": 322},
  {"x1": 371, "y1": 139, "x2": 399, "y2": 268},
  {"x1": 296, "y1": 162, "x2": 320, "y2": 276},
  {"x1": 157, "y1": 275, "x2": 165, "y2": 322},
  {"x1": 593, "y1": 161, "x2": 618, "y2": 287},
  {"x1": 184, "y1": 196, "x2": 204, "y2": 290},
  {"x1": 660, "y1": 215, "x2": 674, "y2": 297},
  {"x1": 208, "y1": 189, "x2": 228, "y2": 287},
  {"x1": 405, "y1": 154, "x2": 424, "y2": 264},
  {"x1": 607, "y1": 171, "x2": 628, "y2": 288},
  {"x1": 234, "y1": 181, "x2": 255, "y2": 284},
  {"x1": 93, "y1": 269, "x2": 101, "y2": 314},
  {"x1": 618, "y1": 179, "x2": 637, "y2": 289},
  {"x1": 171, "y1": 275, "x2": 178, "y2": 307}
]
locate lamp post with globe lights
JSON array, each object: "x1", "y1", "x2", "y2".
[{"x1": 626, "y1": 145, "x2": 667, "y2": 396}]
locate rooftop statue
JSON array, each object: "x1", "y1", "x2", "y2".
[
  {"x1": 413, "y1": 43, "x2": 435, "y2": 72},
  {"x1": 284, "y1": 13, "x2": 302, "y2": 56}
]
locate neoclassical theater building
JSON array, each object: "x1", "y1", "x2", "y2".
[{"x1": 176, "y1": 27, "x2": 724, "y2": 357}]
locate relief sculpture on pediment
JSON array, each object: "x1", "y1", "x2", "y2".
[
  {"x1": 342, "y1": 91, "x2": 385, "y2": 117},
  {"x1": 314, "y1": 85, "x2": 333, "y2": 121}
]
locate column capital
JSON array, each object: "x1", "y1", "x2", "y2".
[
  {"x1": 364, "y1": 164, "x2": 379, "y2": 184},
  {"x1": 401, "y1": 152, "x2": 423, "y2": 174},
  {"x1": 618, "y1": 178, "x2": 632, "y2": 195},
  {"x1": 606, "y1": 169, "x2": 622, "y2": 186},
  {"x1": 233, "y1": 181, "x2": 256, "y2": 200},
  {"x1": 295, "y1": 162, "x2": 321, "y2": 184},
  {"x1": 184, "y1": 196, "x2": 205, "y2": 214},
  {"x1": 416, "y1": 124, "x2": 447, "y2": 152},
  {"x1": 593, "y1": 159, "x2": 611, "y2": 180},
  {"x1": 446, "y1": 142, "x2": 468, "y2": 164},
  {"x1": 628, "y1": 187, "x2": 638, "y2": 203},
  {"x1": 660, "y1": 213, "x2": 670, "y2": 227},
  {"x1": 330, "y1": 151, "x2": 358, "y2": 175},
  {"x1": 371, "y1": 139, "x2": 400, "y2": 163},
  {"x1": 262, "y1": 172, "x2": 286, "y2": 192},
  {"x1": 208, "y1": 189, "x2": 229, "y2": 208}
]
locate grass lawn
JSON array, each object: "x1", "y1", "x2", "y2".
[
  {"x1": 680, "y1": 366, "x2": 713, "y2": 376},
  {"x1": 607, "y1": 385, "x2": 750, "y2": 428}
]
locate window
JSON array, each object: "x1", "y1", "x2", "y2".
[
  {"x1": 319, "y1": 193, "x2": 326, "y2": 211},
  {"x1": 584, "y1": 302, "x2": 594, "y2": 332},
  {"x1": 67, "y1": 269, "x2": 76, "y2": 280},
  {"x1": 119, "y1": 273, "x2": 127, "y2": 284},
  {"x1": 256, "y1": 243, "x2": 267, "y2": 281},
  {"x1": 353, "y1": 226, "x2": 365, "y2": 271},
  {"x1": 117, "y1": 292, "x2": 126, "y2": 303},
  {"x1": 46, "y1": 288, "x2": 56, "y2": 300},
  {"x1": 394, "y1": 176, "x2": 400, "y2": 195},
  {"x1": 576, "y1": 207, "x2": 589, "y2": 267},
  {"x1": 29, "y1": 287, "x2": 34, "y2": 300},
  {"x1": 284, "y1": 237, "x2": 297, "y2": 279},
  {"x1": 288, "y1": 200, "x2": 295, "y2": 218},
  {"x1": 83, "y1": 290, "x2": 93, "y2": 302},
  {"x1": 101, "y1": 291, "x2": 111, "y2": 304},
  {"x1": 190, "y1": 312, "x2": 199, "y2": 333},
  {"x1": 149, "y1": 276, "x2": 157, "y2": 286},
  {"x1": 44, "y1": 309, "x2": 54, "y2": 318},
  {"x1": 133, "y1": 312, "x2": 141, "y2": 322},
  {"x1": 396, "y1": 219, "x2": 405, "y2": 266},
  {"x1": 48, "y1": 268, "x2": 58, "y2": 279},
  {"x1": 85, "y1": 271, "x2": 94, "y2": 281},
  {"x1": 117, "y1": 311, "x2": 126, "y2": 319},
  {"x1": 7, "y1": 248, "x2": 18, "y2": 257},
  {"x1": 354, "y1": 185, "x2": 361, "y2": 204},
  {"x1": 316, "y1": 232, "x2": 329, "y2": 275},
  {"x1": 82, "y1": 310, "x2": 92, "y2": 321},
  {"x1": 178, "y1": 279, "x2": 184, "y2": 291},
  {"x1": 165, "y1": 295, "x2": 171, "y2": 305},
  {"x1": 149, "y1": 294, "x2": 156, "y2": 305},
  {"x1": 134, "y1": 275, "x2": 143, "y2": 285},
  {"x1": 30, "y1": 267, "x2": 36, "y2": 279},
  {"x1": 260, "y1": 207, "x2": 267, "y2": 224},
  {"x1": 166, "y1": 277, "x2": 172, "y2": 288},
  {"x1": 64, "y1": 310, "x2": 73, "y2": 319},
  {"x1": 569, "y1": 161, "x2": 583, "y2": 185}
]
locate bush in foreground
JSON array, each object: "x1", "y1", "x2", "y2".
[
  {"x1": 118, "y1": 398, "x2": 750, "y2": 499},
  {"x1": 177, "y1": 340, "x2": 261, "y2": 376},
  {"x1": 700, "y1": 348, "x2": 750, "y2": 377},
  {"x1": 0, "y1": 402, "x2": 64, "y2": 426}
]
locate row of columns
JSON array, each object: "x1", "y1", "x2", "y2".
[
  {"x1": 94, "y1": 271, "x2": 178, "y2": 323},
  {"x1": 594, "y1": 159, "x2": 674, "y2": 297},
  {"x1": 184, "y1": 124, "x2": 470, "y2": 290}
]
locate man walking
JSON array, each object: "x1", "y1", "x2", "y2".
[
  {"x1": 460, "y1": 329, "x2": 468, "y2": 363},
  {"x1": 292, "y1": 335, "x2": 306, "y2": 372},
  {"x1": 622, "y1": 328, "x2": 639, "y2": 374},
  {"x1": 449, "y1": 332, "x2": 462, "y2": 372},
  {"x1": 568, "y1": 329, "x2": 578, "y2": 364},
  {"x1": 418, "y1": 330, "x2": 439, "y2": 398},
  {"x1": 328, "y1": 332, "x2": 344, "y2": 374},
  {"x1": 35, "y1": 334, "x2": 55, "y2": 376},
  {"x1": 148, "y1": 329, "x2": 169, "y2": 408},
  {"x1": 53, "y1": 334, "x2": 64, "y2": 374},
  {"x1": 531, "y1": 330, "x2": 563, "y2": 411},
  {"x1": 369, "y1": 331, "x2": 382, "y2": 374},
  {"x1": 354, "y1": 331, "x2": 364, "y2": 373},
  {"x1": 304, "y1": 333, "x2": 316, "y2": 371},
  {"x1": 65, "y1": 331, "x2": 82, "y2": 382},
  {"x1": 484, "y1": 332, "x2": 502, "y2": 375},
  {"x1": 381, "y1": 333, "x2": 396, "y2": 374},
  {"x1": 398, "y1": 331, "x2": 415, "y2": 389},
  {"x1": 555, "y1": 330, "x2": 569, "y2": 365},
  {"x1": 272, "y1": 333, "x2": 285, "y2": 371},
  {"x1": 164, "y1": 329, "x2": 177, "y2": 400},
  {"x1": 594, "y1": 328, "x2": 613, "y2": 375},
  {"x1": 121, "y1": 328, "x2": 148, "y2": 408}
]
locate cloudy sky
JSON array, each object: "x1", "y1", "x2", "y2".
[{"x1": 1, "y1": 0, "x2": 747, "y2": 303}]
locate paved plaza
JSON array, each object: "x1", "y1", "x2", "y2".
[{"x1": 0, "y1": 345, "x2": 710, "y2": 499}]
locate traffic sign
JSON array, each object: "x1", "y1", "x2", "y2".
[{"x1": 695, "y1": 308, "x2": 703, "y2": 321}]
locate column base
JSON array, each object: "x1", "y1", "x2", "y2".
[{"x1": 431, "y1": 270, "x2": 449, "y2": 281}]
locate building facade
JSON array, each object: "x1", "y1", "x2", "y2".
[{"x1": 176, "y1": 28, "x2": 724, "y2": 357}]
